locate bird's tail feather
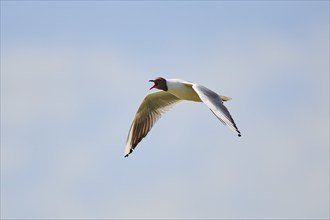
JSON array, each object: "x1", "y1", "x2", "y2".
[{"x1": 220, "y1": 95, "x2": 232, "y2": 102}]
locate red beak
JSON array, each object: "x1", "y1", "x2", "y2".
[{"x1": 149, "y1": 80, "x2": 158, "y2": 90}]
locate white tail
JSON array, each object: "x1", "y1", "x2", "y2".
[{"x1": 220, "y1": 95, "x2": 232, "y2": 102}]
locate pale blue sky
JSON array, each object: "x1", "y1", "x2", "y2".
[{"x1": 1, "y1": 1, "x2": 329, "y2": 219}]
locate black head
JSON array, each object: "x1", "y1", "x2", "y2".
[{"x1": 149, "y1": 77, "x2": 168, "y2": 91}]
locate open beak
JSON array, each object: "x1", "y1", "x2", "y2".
[{"x1": 149, "y1": 80, "x2": 157, "y2": 90}]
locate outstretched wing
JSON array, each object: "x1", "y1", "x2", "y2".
[
  {"x1": 192, "y1": 84, "x2": 241, "y2": 137},
  {"x1": 124, "y1": 91, "x2": 181, "y2": 157}
]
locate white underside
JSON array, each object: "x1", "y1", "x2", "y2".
[{"x1": 166, "y1": 79, "x2": 202, "y2": 102}]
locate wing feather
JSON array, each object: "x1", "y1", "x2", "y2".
[
  {"x1": 192, "y1": 84, "x2": 241, "y2": 137},
  {"x1": 124, "y1": 91, "x2": 181, "y2": 157}
]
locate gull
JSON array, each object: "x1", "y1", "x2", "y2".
[{"x1": 124, "y1": 77, "x2": 241, "y2": 157}]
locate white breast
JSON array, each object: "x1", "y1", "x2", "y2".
[{"x1": 166, "y1": 79, "x2": 202, "y2": 102}]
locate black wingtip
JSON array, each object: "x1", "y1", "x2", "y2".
[
  {"x1": 124, "y1": 149, "x2": 133, "y2": 158},
  {"x1": 238, "y1": 133, "x2": 241, "y2": 137}
]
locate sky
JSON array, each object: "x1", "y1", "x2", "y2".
[{"x1": 1, "y1": 1, "x2": 329, "y2": 219}]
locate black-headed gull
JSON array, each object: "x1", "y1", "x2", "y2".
[{"x1": 124, "y1": 77, "x2": 241, "y2": 157}]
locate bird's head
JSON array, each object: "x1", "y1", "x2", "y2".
[{"x1": 149, "y1": 77, "x2": 168, "y2": 91}]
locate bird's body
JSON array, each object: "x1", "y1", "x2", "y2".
[
  {"x1": 166, "y1": 79, "x2": 202, "y2": 102},
  {"x1": 124, "y1": 77, "x2": 241, "y2": 157}
]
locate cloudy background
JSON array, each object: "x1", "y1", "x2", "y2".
[{"x1": 1, "y1": 1, "x2": 329, "y2": 219}]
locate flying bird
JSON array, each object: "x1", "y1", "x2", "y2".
[{"x1": 124, "y1": 77, "x2": 241, "y2": 157}]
